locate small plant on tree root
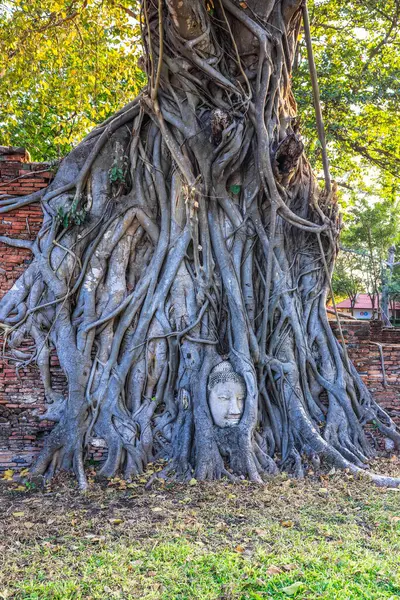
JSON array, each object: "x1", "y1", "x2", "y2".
[{"x1": 0, "y1": 0, "x2": 399, "y2": 490}]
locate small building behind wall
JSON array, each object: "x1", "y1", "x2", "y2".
[{"x1": 334, "y1": 293, "x2": 400, "y2": 321}]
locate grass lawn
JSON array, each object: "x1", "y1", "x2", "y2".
[{"x1": 0, "y1": 458, "x2": 399, "y2": 599}]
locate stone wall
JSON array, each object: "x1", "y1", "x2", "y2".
[
  {"x1": 330, "y1": 320, "x2": 400, "y2": 438},
  {"x1": 0, "y1": 147, "x2": 52, "y2": 297},
  {"x1": 0, "y1": 344, "x2": 68, "y2": 471},
  {"x1": 1, "y1": 148, "x2": 400, "y2": 470},
  {"x1": 382, "y1": 328, "x2": 400, "y2": 345},
  {"x1": 0, "y1": 148, "x2": 57, "y2": 470},
  {"x1": 0, "y1": 148, "x2": 109, "y2": 471}
]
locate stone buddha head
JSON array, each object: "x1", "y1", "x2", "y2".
[{"x1": 207, "y1": 361, "x2": 246, "y2": 428}]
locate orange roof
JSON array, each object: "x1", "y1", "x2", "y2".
[{"x1": 334, "y1": 294, "x2": 400, "y2": 310}]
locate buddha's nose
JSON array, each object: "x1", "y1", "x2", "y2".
[{"x1": 229, "y1": 398, "x2": 241, "y2": 416}]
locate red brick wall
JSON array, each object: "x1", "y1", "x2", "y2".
[
  {"x1": 369, "y1": 319, "x2": 400, "y2": 345},
  {"x1": 0, "y1": 148, "x2": 58, "y2": 470},
  {"x1": 0, "y1": 147, "x2": 52, "y2": 297},
  {"x1": 330, "y1": 319, "x2": 400, "y2": 441},
  {"x1": 381, "y1": 328, "x2": 400, "y2": 344},
  {"x1": 330, "y1": 320, "x2": 371, "y2": 345},
  {"x1": 0, "y1": 342, "x2": 68, "y2": 471},
  {"x1": 0, "y1": 147, "x2": 53, "y2": 196},
  {"x1": 0, "y1": 148, "x2": 107, "y2": 471},
  {"x1": 1, "y1": 148, "x2": 400, "y2": 471},
  {"x1": 0, "y1": 204, "x2": 43, "y2": 296}
]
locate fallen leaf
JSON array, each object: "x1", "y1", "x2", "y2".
[
  {"x1": 14, "y1": 486, "x2": 26, "y2": 492},
  {"x1": 281, "y1": 520, "x2": 294, "y2": 528},
  {"x1": 109, "y1": 518, "x2": 123, "y2": 525},
  {"x1": 266, "y1": 565, "x2": 282, "y2": 575},
  {"x1": 189, "y1": 478, "x2": 197, "y2": 486},
  {"x1": 19, "y1": 469, "x2": 30, "y2": 477},
  {"x1": 85, "y1": 535, "x2": 105, "y2": 543},
  {"x1": 282, "y1": 581, "x2": 305, "y2": 596},
  {"x1": 12, "y1": 512, "x2": 25, "y2": 518},
  {"x1": 24, "y1": 522, "x2": 34, "y2": 529},
  {"x1": 318, "y1": 488, "x2": 328, "y2": 495},
  {"x1": 152, "y1": 507, "x2": 162, "y2": 513},
  {"x1": 283, "y1": 564, "x2": 297, "y2": 572},
  {"x1": 2, "y1": 470, "x2": 14, "y2": 481},
  {"x1": 235, "y1": 545, "x2": 245, "y2": 553}
]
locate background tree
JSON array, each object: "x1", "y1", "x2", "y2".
[
  {"x1": 0, "y1": 0, "x2": 145, "y2": 160},
  {"x1": 2, "y1": 0, "x2": 400, "y2": 194},
  {"x1": 331, "y1": 253, "x2": 364, "y2": 308},
  {"x1": 340, "y1": 197, "x2": 400, "y2": 319},
  {"x1": 382, "y1": 245, "x2": 400, "y2": 325},
  {"x1": 1, "y1": 0, "x2": 400, "y2": 489},
  {"x1": 294, "y1": 0, "x2": 400, "y2": 210},
  {"x1": 294, "y1": 0, "x2": 400, "y2": 321}
]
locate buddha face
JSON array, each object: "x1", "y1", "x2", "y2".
[{"x1": 208, "y1": 361, "x2": 246, "y2": 428}]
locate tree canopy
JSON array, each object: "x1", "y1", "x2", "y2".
[
  {"x1": 1, "y1": 0, "x2": 399, "y2": 205},
  {"x1": 0, "y1": 0, "x2": 144, "y2": 160},
  {"x1": 294, "y1": 0, "x2": 400, "y2": 208},
  {"x1": 341, "y1": 197, "x2": 400, "y2": 302}
]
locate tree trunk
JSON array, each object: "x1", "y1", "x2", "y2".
[
  {"x1": 1, "y1": 0, "x2": 400, "y2": 489},
  {"x1": 381, "y1": 245, "x2": 395, "y2": 327}
]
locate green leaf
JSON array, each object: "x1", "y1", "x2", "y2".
[
  {"x1": 109, "y1": 166, "x2": 125, "y2": 184},
  {"x1": 0, "y1": 0, "x2": 145, "y2": 161},
  {"x1": 230, "y1": 184, "x2": 241, "y2": 195},
  {"x1": 282, "y1": 582, "x2": 305, "y2": 596}
]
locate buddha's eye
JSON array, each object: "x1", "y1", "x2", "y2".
[{"x1": 218, "y1": 396, "x2": 229, "y2": 401}]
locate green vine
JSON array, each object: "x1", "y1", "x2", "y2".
[{"x1": 56, "y1": 204, "x2": 87, "y2": 229}]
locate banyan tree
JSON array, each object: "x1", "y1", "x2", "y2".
[{"x1": 1, "y1": 0, "x2": 399, "y2": 489}]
